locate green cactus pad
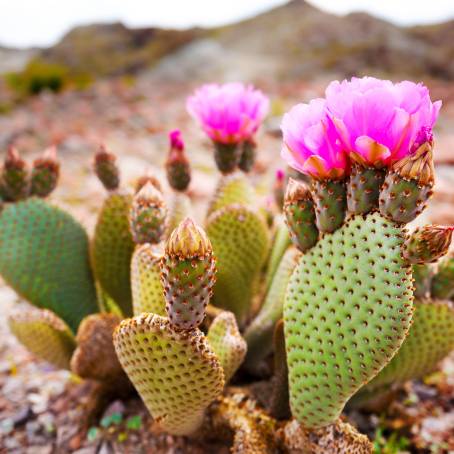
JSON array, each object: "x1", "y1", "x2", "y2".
[
  {"x1": 360, "y1": 299, "x2": 454, "y2": 392},
  {"x1": 244, "y1": 247, "x2": 301, "y2": 372},
  {"x1": 165, "y1": 192, "x2": 192, "y2": 239},
  {"x1": 131, "y1": 244, "x2": 166, "y2": 316},
  {"x1": 269, "y1": 319, "x2": 291, "y2": 420},
  {"x1": 207, "y1": 172, "x2": 256, "y2": 217},
  {"x1": 0, "y1": 198, "x2": 98, "y2": 332},
  {"x1": 9, "y1": 307, "x2": 76, "y2": 370},
  {"x1": 207, "y1": 311, "x2": 247, "y2": 382},
  {"x1": 206, "y1": 204, "x2": 270, "y2": 325},
  {"x1": 412, "y1": 264, "x2": 433, "y2": 299},
  {"x1": 264, "y1": 220, "x2": 291, "y2": 292},
  {"x1": 284, "y1": 212, "x2": 413, "y2": 429},
  {"x1": 311, "y1": 179, "x2": 346, "y2": 233},
  {"x1": 347, "y1": 165, "x2": 385, "y2": 215},
  {"x1": 379, "y1": 172, "x2": 432, "y2": 224},
  {"x1": 431, "y1": 255, "x2": 454, "y2": 300},
  {"x1": 92, "y1": 192, "x2": 135, "y2": 317},
  {"x1": 113, "y1": 313, "x2": 224, "y2": 435}
]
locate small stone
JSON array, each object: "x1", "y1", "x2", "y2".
[
  {"x1": 12, "y1": 405, "x2": 32, "y2": 426},
  {"x1": 0, "y1": 417, "x2": 14, "y2": 435}
]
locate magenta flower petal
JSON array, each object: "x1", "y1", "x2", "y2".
[
  {"x1": 325, "y1": 77, "x2": 441, "y2": 166},
  {"x1": 281, "y1": 99, "x2": 348, "y2": 180},
  {"x1": 186, "y1": 83, "x2": 269, "y2": 145}
]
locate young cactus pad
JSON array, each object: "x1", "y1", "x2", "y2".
[
  {"x1": 358, "y1": 299, "x2": 454, "y2": 393},
  {"x1": 207, "y1": 311, "x2": 247, "y2": 382},
  {"x1": 9, "y1": 307, "x2": 76, "y2": 370},
  {"x1": 131, "y1": 244, "x2": 166, "y2": 316},
  {"x1": 206, "y1": 204, "x2": 270, "y2": 325},
  {"x1": 207, "y1": 171, "x2": 257, "y2": 217},
  {"x1": 161, "y1": 218, "x2": 216, "y2": 330},
  {"x1": 92, "y1": 192, "x2": 135, "y2": 316},
  {"x1": 113, "y1": 313, "x2": 225, "y2": 436},
  {"x1": 284, "y1": 212, "x2": 413, "y2": 429},
  {"x1": 0, "y1": 198, "x2": 98, "y2": 332}
]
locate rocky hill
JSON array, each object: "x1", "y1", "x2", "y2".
[{"x1": 2, "y1": 0, "x2": 453, "y2": 81}]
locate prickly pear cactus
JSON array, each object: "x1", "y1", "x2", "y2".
[
  {"x1": 207, "y1": 311, "x2": 247, "y2": 382},
  {"x1": 206, "y1": 204, "x2": 270, "y2": 325},
  {"x1": 91, "y1": 192, "x2": 135, "y2": 316},
  {"x1": 285, "y1": 211, "x2": 414, "y2": 428},
  {"x1": 358, "y1": 299, "x2": 454, "y2": 393},
  {"x1": 113, "y1": 313, "x2": 225, "y2": 435},
  {"x1": 8, "y1": 307, "x2": 76, "y2": 370},
  {"x1": 0, "y1": 198, "x2": 98, "y2": 332},
  {"x1": 131, "y1": 244, "x2": 166, "y2": 316}
]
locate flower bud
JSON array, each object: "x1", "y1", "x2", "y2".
[
  {"x1": 94, "y1": 145, "x2": 120, "y2": 191},
  {"x1": 31, "y1": 146, "x2": 60, "y2": 197}
]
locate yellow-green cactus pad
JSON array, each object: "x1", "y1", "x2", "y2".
[
  {"x1": 284, "y1": 212, "x2": 413, "y2": 428},
  {"x1": 244, "y1": 247, "x2": 301, "y2": 372},
  {"x1": 360, "y1": 299, "x2": 454, "y2": 392},
  {"x1": 206, "y1": 204, "x2": 270, "y2": 325},
  {"x1": 207, "y1": 172, "x2": 256, "y2": 217},
  {"x1": 207, "y1": 311, "x2": 247, "y2": 382},
  {"x1": 92, "y1": 192, "x2": 135, "y2": 316},
  {"x1": 71, "y1": 313, "x2": 124, "y2": 382},
  {"x1": 264, "y1": 220, "x2": 291, "y2": 292},
  {"x1": 165, "y1": 192, "x2": 192, "y2": 239},
  {"x1": 0, "y1": 198, "x2": 98, "y2": 332},
  {"x1": 9, "y1": 307, "x2": 76, "y2": 370},
  {"x1": 113, "y1": 313, "x2": 225, "y2": 435},
  {"x1": 131, "y1": 244, "x2": 166, "y2": 316}
]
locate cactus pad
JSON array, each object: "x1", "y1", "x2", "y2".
[
  {"x1": 113, "y1": 313, "x2": 224, "y2": 435},
  {"x1": 0, "y1": 198, "x2": 98, "y2": 332},
  {"x1": 207, "y1": 172, "x2": 256, "y2": 217},
  {"x1": 131, "y1": 244, "x2": 166, "y2": 316},
  {"x1": 360, "y1": 299, "x2": 454, "y2": 392},
  {"x1": 9, "y1": 307, "x2": 76, "y2": 370},
  {"x1": 206, "y1": 204, "x2": 270, "y2": 324},
  {"x1": 207, "y1": 311, "x2": 247, "y2": 382},
  {"x1": 92, "y1": 192, "x2": 135, "y2": 316},
  {"x1": 284, "y1": 212, "x2": 413, "y2": 428},
  {"x1": 431, "y1": 255, "x2": 454, "y2": 300},
  {"x1": 244, "y1": 247, "x2": 301, "y2": 371}
]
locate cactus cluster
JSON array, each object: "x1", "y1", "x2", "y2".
[{"x1": 2, "y1": 78, "x2": 454, "y2": 453}]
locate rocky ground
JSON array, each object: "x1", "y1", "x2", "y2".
[{"x1": 0, "y1": 77, "x2": 454, "y2": 453}]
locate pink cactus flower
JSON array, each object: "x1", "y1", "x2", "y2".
[
  {"x1": 186, "y1": 83, "x2": 269, "y2": 145},
  {"x1": 169, "y1": 129, "x2": 184, "y2": 150},
  {"x1": 281, "y1": 99, "x2": 349, "y2": 180},
  {"x1": 325, "y1": 77, "x2": 441, "y2": 166}
]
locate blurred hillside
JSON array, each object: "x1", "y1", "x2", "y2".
[{"x1": 1, "y1": 0, "x2": 453, "y2": 83}]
